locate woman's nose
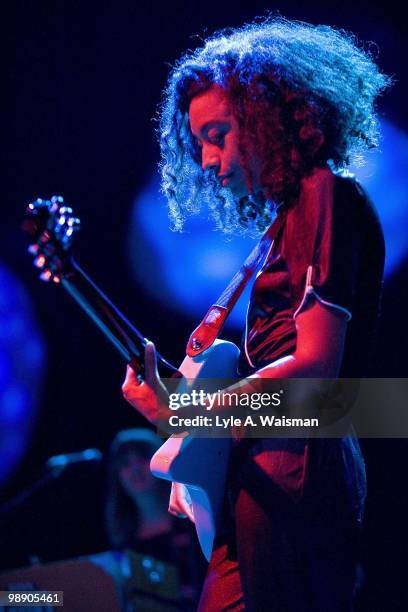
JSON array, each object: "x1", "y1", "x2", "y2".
[{"x1": 202, "y1": 147, "x2": 220, "y2": 173}]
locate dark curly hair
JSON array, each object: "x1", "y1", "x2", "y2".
[{"x1": 159, "y1": 16, "x2": 391, "y2": 234}]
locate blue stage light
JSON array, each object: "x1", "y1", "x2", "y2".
[
  {"x1": 0, "y1": 264, "x2": 46, "y2": 487},
  {"x1": 349, "y1": 119, "x2": 408, "y2": 277}
]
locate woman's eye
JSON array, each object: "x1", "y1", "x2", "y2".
[{"x1": 209, "y1": 132, "x2": 223, "y2": 144}]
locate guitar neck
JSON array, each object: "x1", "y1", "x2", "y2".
[
  {"x1": 22, "y1": 195, "x2": 178, "y2": 377},
  {"x1": 61, "y1": 258, "x2": 178, "y2": 376}
]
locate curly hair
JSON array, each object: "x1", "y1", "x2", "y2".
[{"x1": 159, "y1": 15, "x2": 391, "y2": 234}]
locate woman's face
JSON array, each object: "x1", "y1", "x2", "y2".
[
  {"x1": 188, "y1": 84, "x2": 260, "y2": 199},
  {"x1": 118, "y1": 450, "x2": 155, "y2": 497}
]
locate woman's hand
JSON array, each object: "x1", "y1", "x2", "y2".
[
  {"x1": 122, "y1": 341, "x2": 169, "y2": 426},
  {"x1": 169, "y1": 482, "x2": 195, "y2": 522}
]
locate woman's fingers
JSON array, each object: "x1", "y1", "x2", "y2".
[
  {"x1": 168, "y1": 505, "x2": 188, "y2": 519},
  {"x1": 121, "y1": 342, "x2": 168, "y2": 426},
  {"x1": 144, "y1": 341, "x2": 159, "y2": 389},
  {"x1": 122, "y1": 342, "x2": 157, "y2": 394},
  {"x1": 168, "y1": 483, "x2": 195, "y2": 522},
  {"x1": 122, "y1": 364, "x2": 141, "y2": 399}
]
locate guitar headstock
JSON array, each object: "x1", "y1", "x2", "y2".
[{"x1": 22, "y1": 196, "x2": 81, "y2": 283}]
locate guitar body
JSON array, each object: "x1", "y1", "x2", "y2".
[{"x1": 150, "y1": 339, "x2": 240, "y2": 561}]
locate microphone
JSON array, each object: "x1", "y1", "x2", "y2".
[
  {"x1": 0, "y1": 449, "x2": 104, "y2": 520},
  {"x1": 45, "y1": 448, "x2": 103, "y2": 473},
  {"x1": 0, "y1": 449, "x2": 103, "y2": 520}
]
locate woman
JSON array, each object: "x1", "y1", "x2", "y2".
[
  {"x1": 122, "y1": 16, "x2": 391, "y2": 611},
  {"x1": 105, "y1": 428, "x2": 173, "y2": 555},
  {"x1": 105, "y1": 429, "x2": 203, "y2": 608}
]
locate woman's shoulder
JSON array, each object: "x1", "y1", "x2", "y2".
[
  {"x1": 297, "y1": 165, "x2": 380, "y2": 223},
  {"x1": 284, "y1": 165, "x2": 384, "y2": 254},
  {"x1": 331, "y1": 168, "x2": 384, "y2": 241},
  {"x1": 299, "y1": 165, "x2": 366, "y2": 201}
]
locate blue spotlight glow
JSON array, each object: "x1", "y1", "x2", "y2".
[
  {"x1": 130, "y1": 119, "x2": 408, "y2": 327},
  {"x1": 349, "y1": 120, "x2": 408, "y2": 276},
  {"x1": 129, "y1": 191, "x2": 255, "y2": 329},
  {"x1": 0, "y1": 264, "x2": 46, "y2": 487}
]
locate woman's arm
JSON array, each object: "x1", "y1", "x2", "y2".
[
  {"x1": 122, "y1": 298, "x2": 348, "y2": 519},
  {"x1": 122, "y1": 296, "x2": 348, "y2": 425},
  {"x1": 252, "y1": 296, "x2": 348, "y2": 379}
]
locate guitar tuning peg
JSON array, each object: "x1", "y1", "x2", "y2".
[
  {"x1": 52, "y1": 275, "x2": 61, "y2": 284},
  {"x1": 51, "y1": 195, "x2": 64, "y2": 204},
  {"x1": 28, "y1": 244, "x2": 39, "y2": 255},
  {"x1": 40, "y1": 229, "x2": 51, "y2": 242},
  {"x1": 39, "y1": 269, "x2": 52, "y2": 282},
  {"x1": 27, "y1": 198, "x2": 46, "y2": 213},
  {"x1": 34, "y1": 254, "x2": 46, "y2": 268},
  {"x1": 69, "y1": 218, "x2": 81, "y2": 232}
]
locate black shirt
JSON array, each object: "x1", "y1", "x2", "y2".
[{"x1": 239, "y1": 166, "x2": 385, "y2": 378}]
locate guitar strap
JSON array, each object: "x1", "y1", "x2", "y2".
[{"x1": 186, "y1": 208, "x2": 287, "y2": 357}]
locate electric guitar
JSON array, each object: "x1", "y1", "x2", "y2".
[{"x1": 23, "y1": 196, "x2": 240, "y2": 561}]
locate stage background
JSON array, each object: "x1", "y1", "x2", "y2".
[{"x1": 1, "y1": 1, "x2": 407, "y2": 610}]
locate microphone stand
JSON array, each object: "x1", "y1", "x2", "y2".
[
  {"x1": 0, "y1": 451, "x2": 102, "y2": 523},
  {"x1": 0, "y1": 469, "x2": 61, "y2": 523}
]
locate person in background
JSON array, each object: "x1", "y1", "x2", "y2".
[
  {"x1": 106, "y1": 429, "x2": 172, "y2": 554},
  {"x1": 105, "y1": 428, "x2": 204, "y2": 608}
]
